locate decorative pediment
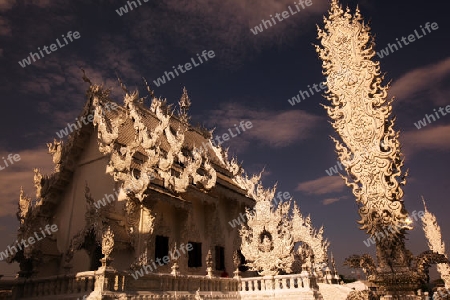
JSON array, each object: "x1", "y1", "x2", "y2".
[
  {"x1": 239, "y1": 182, "x2": 329, "y2": 276},
  {"x1": 88, "y1": 82, "x2": 217, "y2": 201}
]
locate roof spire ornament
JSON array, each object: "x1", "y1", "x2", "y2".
[
  {"x1": 142, "y1": 77, "x2": 155, "y2": 107},
  {"x1": 177, "y1": 87, "x2": 191, "y2": 124},
  {"x1": 116, "y1": 73, "x2": 129, "y2": 95},
  {"x1": 80, "y1": 67, "x2": 92, "y2": 86}
]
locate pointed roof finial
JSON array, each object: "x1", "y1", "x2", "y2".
[
  {"x1": 116, "y1": 73, "x2": 129, "y2": 94},
  {"x1": 178, "y1": 87, "x2": 191, "y2": 123},
  {"x1": 142, "y1": 77, "x2": 155, "y2": 99},
  {"x1": 80, "y1": 67, "x2": 92, "y2": 85},
  {"x1": 421, "y1": 195, "x2": 428, "y2": 212}
]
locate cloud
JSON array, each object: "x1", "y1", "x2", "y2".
[
  {"x1": 16, "y1": 57, "x2": 134, "y2": 143},
  {"x1": 0, "y1": 147, "x2": 54, "y2": 218},
  {"x1": 389, "y1": 57, "x2": 450, "y2": 105},
  {"x1": 204, "y1": 103, "x2": 321, "y2": 150},
  {"x1": 0, "y1": 0, "x2": 15, "y2": 12},
  {"x1": 322, "y1": 197, "x2": 339, "y2": 205},
  {"x1": 0, "y1": 16, "x2": 11, "y2": 36},
  {"x1": 25, "y1": 0, "x2": 52, "y2": 7},
  {"x1": 0, "y1": 0, "x2": 52, "y2": 12},
  {"x1": 130, "y1": 0, "x2": 329, "y2": 69},
  {"x1": 401, "y1": 125, "x2": 450, "y2": 157},
  {"x1": 296, "y1": 175, "x2": 346, "y2": 195}
]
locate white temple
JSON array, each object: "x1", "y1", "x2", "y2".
[
  {"x1": 0, "y1": 78, "x2": 341, "y2": 299},
  {"x1": 2, "y1": 1, "x2": 448, "y2": 299}
]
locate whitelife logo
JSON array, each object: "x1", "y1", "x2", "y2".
[
  {"x1": 250, "y1": 0, "x2": 312, "y2": 35},
  {"x1": 376, "y1": 22, "x2": 439, "y2": 58},
  {"x1": 0, "y1": 153, "x2": 21, "y2": 171},
  {"x1": 413, "y1": 104, "x2": 450, "y2": 129},
  {"x1": 0, "y1": 224, "x2": 58, "y2": 261},
  {"x1": 363, "y1": 210, "x2": 424, "y2": 247},
  {"x1": 55, "y1": 102, "x2": 118, "y2": 139},
  {"x1": 228, "y1": 191, "x2": 291, "y2": 228},
  {"x1": 18, "y1": 31, "x2": 81, "y2": 68},
  {"x1": 115, "y1": 0, "x2": 149, "y2": 16},
  {"x1": 152, "y1": 50, "x2": 215, "y2": 87},
  {"x1": 130, "y1": 243, "x2": 193, "y2": 279},
  {"x1": 193, "y1": 120, "x2": 253, "y2": 154}
]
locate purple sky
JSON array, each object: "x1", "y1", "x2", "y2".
[{"x1": 0, "y1": 0, "x2": 449, "y2": 279}]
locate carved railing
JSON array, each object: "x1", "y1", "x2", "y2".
[
  {"x1": 125, "y1": 273, "x2": 239, "y2": 293},
  {"x1": 240, "y1": 274, "x2": 317, "y2": 292},
  {"x1": 11, "y1": 270, "x2": 318, "y2": 299},
  {"x1": 12, "y1": 269, "x2": 238, "y2": 299},
  {"x1": 0, "y1": 278, "x2": 14, "y2": 300},
  {"x1": 12, "y1": 271, "x2": 97, "y2": 299},
  {"x1": 0, "y1": 293, "x2": 12, "y2": 300}
]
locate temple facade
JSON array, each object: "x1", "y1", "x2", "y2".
[{"x1": 0, "y1": 79, "x2": 339, "y2": 300}]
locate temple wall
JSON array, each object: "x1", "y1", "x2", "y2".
[
  {"x1": 53, "y1": 131, "x2": 115, "y2": 275},
  {"x1": 44, "y1": 129, "x2": 247, "y2": 277}
]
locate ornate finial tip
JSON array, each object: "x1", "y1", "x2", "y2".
[{"x1": 421, "y1": 196, "x2": 428, "y2": 210}]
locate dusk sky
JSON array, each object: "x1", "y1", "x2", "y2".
[{"x1": 1, "y1": 0, "x2": 449, "y2": 279}]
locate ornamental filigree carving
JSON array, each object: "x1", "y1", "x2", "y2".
[
  {"x1": 421, "y1": 198, "x2": 450, "y2": 288},
  {"x1": 317, "y1": 3, "x2": 437, "y2": 292},
  {"x1": 238, "y1": 177, "x2": 330, "y2": 276},
  {"x1": 237, "y1": 186, "x2": 287, "y2": 275},
  {"x1": 87, "y1": 82, "x2": 217, "y2": 202},
  {"x1": 315, "y1": 0, "x2": 410, "y2": 237},
  {"x1": 33, "y1": 168, "x2": 54, "y2": 199},
  {"x1": 344, "y1": 254, "x2": 377, "y2": 278},
  {"x1": 125, "y1": 197, "x2": 139, "y2": 241},
  {"x1": 206, "y1": 249, "x2": 213, "y2": 268},
  {"x1": 291, "y1": 203, "x2": 329, "y2": 267},
  {"x1": 131, "y1": 244, "x2": 149, "y2": 270},
  {"x1": 240, "y1": 180, "x2": 328, "y2": 276},
  {"x1": 177, "y1": 87, "x2": 191, "y2": 124},
  {"x1": 17, "y1": 188, "x2": 32, "y2": 226},
  {"x1": 233, "y1": 172, "x2": 263, "y2": 200},
  {"x1": 47, "y1": 139, "x2": 64, "y2": 172},
  {"x1": 65, "y1": 183, "x2": 105, "y2": 265},
  {"x1": 414, "y1": 250, "x2": 448, "y2": 284},
  {"x1": 101, "y1": 226, "x2": 114, "y2": 266}
]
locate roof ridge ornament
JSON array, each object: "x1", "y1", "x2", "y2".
[{"x1": 177, "y1": 87, "x2": 191, "y2": 124}]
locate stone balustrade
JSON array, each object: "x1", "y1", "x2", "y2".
[
  {"x1": 11, "y1": 269, "x2": 239, "y2": 299},
  {"x1": 12, "y1": 271, "x2": 96, "y2": 299},
  {"x1": 11, "y1": 270, "x2": 320, "y2": 299},
  {"x1": 125, "y1": 273, "x2": 239, "y2": 293},
  {"x1": 240, "y1": 273, "x2": 316, "y2": 292}
]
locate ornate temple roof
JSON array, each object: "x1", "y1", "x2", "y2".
[{"x1": 32, "y1": 78, "x2": 260, "y2": 221}]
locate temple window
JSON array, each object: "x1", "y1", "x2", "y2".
[
  {"x1": 188, "y1": 241, "x2": 202, "y2": 268},
  {"x1": 215, "y1": 246, "x2": 225, "y2": 270},
  {"x1": 155, "y1": 235, "x2": 169, "y2": 264}
]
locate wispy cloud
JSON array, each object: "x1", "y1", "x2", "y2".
[
  {"x1": 204, "y1": 103, "x2": 321, "y2": 151},
  {"x1": 401, "y1": 125, "x2": 450, "y2": 157},
  {"x1": 390, "y1": 57, "x2": 450, "y2": 106},
  {"x1": 0, "y1": 0, "x2": 53, "y2": 12},
  {"x1": 0, "y1": 16, "x2": 11, "y2": 36},
  {"x1": 322, "y1": 197, "x2": 344, "y2": 205},
  {"x1": 130, "y1": 0, "x2": 329, "y2": 69},
  {"x1": 0, "y1": 0, "x2": 15, "y2": 12},
  {"x1": 296, "y1": 175, "x2": 346, "y2": 195}
]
